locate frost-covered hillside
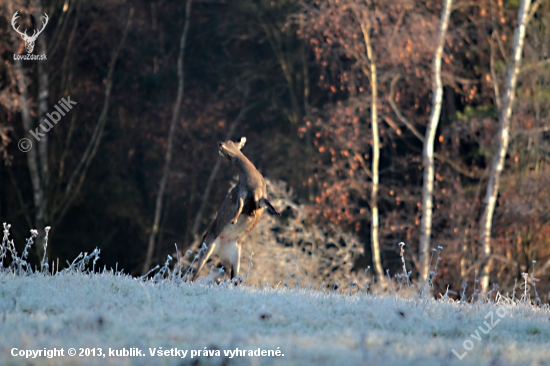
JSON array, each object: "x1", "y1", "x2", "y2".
[{"x1": 1, "y1": 271, "x2": 549, "y2": 366}]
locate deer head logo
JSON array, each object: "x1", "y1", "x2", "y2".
[{"x1": 11, "y1": 11, "x2": 49, "y2": 54}]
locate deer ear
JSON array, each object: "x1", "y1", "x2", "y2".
[{"x1": 238, "y1": 137, "x2": 247, "y2": 150}]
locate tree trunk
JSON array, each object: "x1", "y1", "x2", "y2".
[
  {"x1": 35, "y1": 0, "x2": 50, "y2": 258},
  {"x1": 479, "y1": 0, "x2": 531, "y2": 292},
  {"x1": 9, "y1": 0, "x2": 47, "y2": 261},
  {"x1": 53, "y1": 8, "x2": 134, "y2": 225},
  {"x1": 143, "y1": 0, "x2": 193, "y2": 274},
  {"x1": 360, "y1": 20, "x2": 384, "y2": 286},
  {"x1": 419, "y1": 0, "x2": 452, "y2": 281}
]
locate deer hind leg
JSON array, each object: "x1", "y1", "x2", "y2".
[
  {"x1": 232, "y1": 197, "x2": 244, "y2": 224},
  {"x1": 190, "y1": 241, "x2": 217, "y2": 281},
  {"x1": 220, "y1": 240, "x2": 241, "y2": 280},
  {"x1": 250, "y1": 192, "x2": 264, "y2": 216}
]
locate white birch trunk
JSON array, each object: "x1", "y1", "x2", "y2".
[
  {"x1": 479, "y1": 0, "x2": 532, "y2": 292},
  {"x1": 9, "y1": 0, "x2": 47, "y2": 261},
  {"x1": 361, "y1": 21, "x2": 385, "y2": 285},
  {"x1": 419, "y1": 0, "x2": 452, "y2": 280}
]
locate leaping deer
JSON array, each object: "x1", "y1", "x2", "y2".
[
  {"x1": 189, "y1": 137, "x2": 280, "y2": 282},
  {"x1": 11, "y1": 11, "x2": 49, "y2": 54}
]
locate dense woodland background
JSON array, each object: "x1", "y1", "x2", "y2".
[{"x1": 1, "y1": 0, "x2": 549, "y2": 297}]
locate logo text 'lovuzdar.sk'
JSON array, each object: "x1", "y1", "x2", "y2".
[
  {"x1": 29, "y1": 96, "x2": 77, "y2": 141},
  {"x1": 11, "y1": 11, "x2": 48, "y2": 54}
]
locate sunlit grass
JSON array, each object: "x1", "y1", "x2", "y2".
[{"x1": 1, "y1": 223, "x2": 549, "y2": 366}]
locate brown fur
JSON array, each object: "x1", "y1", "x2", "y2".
[{"x1": 190, "y1": 137, "x2": 279, "y2": 281}]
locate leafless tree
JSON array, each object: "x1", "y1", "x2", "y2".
[
  {"x1": 6, "y1": 1, "x2": 133, "y2": 260},
  {"x1": 143, "y1": 0, "x2": 193, "y2": 273},
  {"x1": 8, "y1": 0, "x2": 48, "y2": 259},
  {"x1": 479, "y1": 0, "x2": 532, "y2": 292},
  {"x1": 355, "y1": 6, "x2": 385, "y2": 286},
  {"x1": 418, "y1": 0, "x2": 452, "y2": 281}
]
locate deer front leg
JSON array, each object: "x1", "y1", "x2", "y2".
[
  {"x1": 229, "y1": 242, "x2": 241, "y2": 281},
  {"x1": 190, "y1": 242, "x2": 216, "y2": 282},
  {"x1": 259, "y1": 197, "x2": 281, "y2": 216},
  {"x1": 232, "y1": 197, "x2": 244, "y2": 224}
]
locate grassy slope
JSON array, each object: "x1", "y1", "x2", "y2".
[{"x1": 1, "y1": 272, "x2": 549, "y2": 366}]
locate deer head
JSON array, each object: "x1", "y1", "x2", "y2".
[
  {"x1": 219, "y1": 137, "x2": 246, "y2": 161},
  {"x1": 11, "y1": 11, "x2": 49, "y2": 54}
]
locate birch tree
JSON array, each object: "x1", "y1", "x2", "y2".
[
  {"x1": 359, "y1": 14, "x2": 385, "y2": 286},
  {"x1": 301, "y1": 0, "x2": 439, "y2": 285},
  {"x1": 418, "y1": 0, "x2": 452, "y2": 281},
  {"x1": 6, "y1": 2, "x2": 132, "y2": 261},
  {"x1": 9, "y1": 0, "x2": 48, "y2": 260},
  {"x1": 479, "y1": 0, "x2": 532, "y2": 292}
]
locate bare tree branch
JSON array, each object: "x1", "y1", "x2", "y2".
[
  {"x1": 60, "y1": 0, "x2": 81, "y2": 93},
  {"x1": 527, "y1": 0, "x2": 548, "y2": 24},
  {"x1": 441, "y1": 71, "x2": 480, "y2": 85},
  {"x1": 520, "y1": 58, "x2": 550, "y2": 74},
  {"x1": 53, "y1": 7, "x2": 134, "y2": 223},
  {"x1": 513, "y1": 125, "x2": 550, "y2": 137},
  {"x1": 388, "y1": 74, "x2": 477, "y2": 179},
  {"x1": 47, "y1": 0, "x2": 73, "y2": 57},
  {"x1": 143, "y1": 0, "x2": 192, "y2": 274},
  {"x1": 388, "y1": 74, "x2": 425, "y2": 141}
]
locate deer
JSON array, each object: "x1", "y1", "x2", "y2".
[
  {"x1": 11, "y1": 11, "x2": 49, "y2": 54},
  {"x1": 189, "y1": 137, "x2": 280, "y2": 282}
]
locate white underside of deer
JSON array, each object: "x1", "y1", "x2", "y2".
[{"x1": 209, "y1": 212, "x2": 259, "y2": 273}]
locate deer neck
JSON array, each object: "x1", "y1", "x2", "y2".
[{"x1": 232, "y1": 151, "x2": 260, "y2": 183}]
